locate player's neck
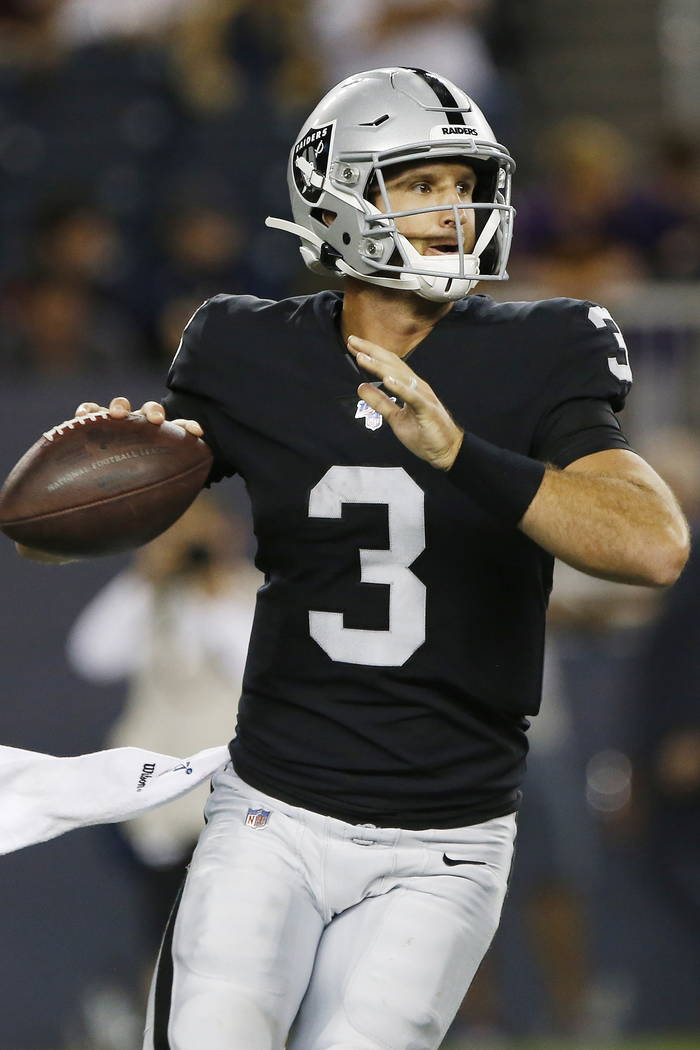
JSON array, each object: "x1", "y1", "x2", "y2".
[{"x1": 339, "y1": 279, "x2": 454, "y2": 358}]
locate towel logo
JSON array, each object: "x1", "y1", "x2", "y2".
[
  {"x1": 172, "y1": 761, "x2": 193, "y2": 775},
  {"x1": 136, "y1": 762, "x2": 156, "y2": 792},
  {"x1": 245, "y1": 807, "x2": 271, "y2": 829}
]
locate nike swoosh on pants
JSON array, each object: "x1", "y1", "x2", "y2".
[{"x1": 442, "y1": 854, "x2": 487, "y2": 867}]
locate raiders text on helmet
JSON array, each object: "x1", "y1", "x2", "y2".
[{"x1": 267, "y1": 67, "x2": 515, "y2": 302}]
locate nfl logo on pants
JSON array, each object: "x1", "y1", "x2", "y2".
[{"x1": 245, "y1": 807, "x2": 270, "y2": 829}]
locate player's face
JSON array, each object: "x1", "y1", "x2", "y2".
[{"x1": 374, "y1": 161, "x2": 477, "y2": 257}]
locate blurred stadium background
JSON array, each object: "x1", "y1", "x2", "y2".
[{"x1": 1, "y1": 2, "x2": 699, "y2": 1048}]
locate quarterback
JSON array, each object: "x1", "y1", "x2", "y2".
[{"x1": 23, "y1": 68, "x2": 688, "y2": 1049}]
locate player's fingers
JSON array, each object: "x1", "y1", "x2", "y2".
[
  {"x1": 353, "y1": 348, "x2": 415, "y2": 386},
  {"x1": 75, "y1": 402, "x2": 105, "y2": 417},
  {"x1": 357, "y1": 382, "x2": 402, "y2": 422},
  {"x1": 170, "y1": 418, "x2": 204, "y2": 437},
  {"x1": 350, "y1": 337, "x2": 428, "y2": 391},
  {"x1": 108, "y1": 397, "x2": 132, "y2": 418},
  {"x1": 381, "y1": 373, "x2": 425, "y2": 410},
  {"x1": 347, "y1": 334, "x2": 398, "y2": 365},
  {"x1": 136, "y1": 400, "x2": 166, "y2": 424},
  {"x1": 352, "y1": 346, "x2": 424, "y2": 395},
  {"x1": 352, "y1": 350, "x2": 384, "y2": 380}
]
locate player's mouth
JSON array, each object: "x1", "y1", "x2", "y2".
[{"x1": 424, "y1": 242, "x2": 459, "y2": 255}]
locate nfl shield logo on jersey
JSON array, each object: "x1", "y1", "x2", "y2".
[
  {"x1": 355, "y1": 398, "x2": 395, "y2": 431},
  {"x1": 245, "y1": 807, "x2": 271, "y2": 829}
]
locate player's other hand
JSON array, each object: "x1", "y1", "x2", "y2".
[
  {"x1": 347, "y1": 336, "x2": 463, "y2": 471},
  {"x1": 74, "y1": 397, "x2": 203, "y2": 437}
]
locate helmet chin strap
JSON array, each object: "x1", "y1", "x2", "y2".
[
  {"x1": 266, "y1": 208, "x2": 501, "y2": 301},
  {"x1": 397, "y1": 207, "x2": 502, "y2": 301},
  {"x1": 401, "y1": 240, "x2": 478, "y2": 301}
]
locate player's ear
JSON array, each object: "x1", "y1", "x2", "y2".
[{"x1": 320, "y1": 210, "x2": 337, "y2": 227}]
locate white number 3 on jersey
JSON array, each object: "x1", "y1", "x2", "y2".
[
  {"x1": 308, "y1": 466, "x2": 426, "y2": 667},
  {"x1": 587, "y1": 305, "x2": 633, "y2": 383}
]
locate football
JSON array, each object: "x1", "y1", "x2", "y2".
[{"x1": 0, "y1": 412, "x2": 213, "y2": 557}]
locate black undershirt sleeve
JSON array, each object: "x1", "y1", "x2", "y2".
[
  {"x1": 162, "y1": 389, "x2": 236, "y2": 485},
  {"x1": 532, "y1": 397, "x2": 633, "y2": 469}
]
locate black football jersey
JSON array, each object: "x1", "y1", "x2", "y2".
[{"x1": 164, "y1": 290, "x2": 632, "y2": 828}]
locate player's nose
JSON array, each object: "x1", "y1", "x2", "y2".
[{"x1": 438, "y1": 199, "x2": 467, "y2": 226}]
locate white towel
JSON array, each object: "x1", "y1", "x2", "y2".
[{"x1": 0, "y1": 743, "x2": 229, "y2": 855}]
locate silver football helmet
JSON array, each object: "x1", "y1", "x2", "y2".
[{"x1": 267, "y1": 67, "x2": 515, "y2": 302}]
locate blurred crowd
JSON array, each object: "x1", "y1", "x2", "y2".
[
  {"x1": 1, "y1": 1, "x2": 700, "y2": 1047},
  {"x1": 1, "y1": 0, "x2": 700, "y2": 378}
]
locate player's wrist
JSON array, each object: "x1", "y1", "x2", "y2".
[
  {"x1": 447, "y1": 432, "x2": 545, "y2": 525},
  {"x1": 434, "y1": 428, "x2": 464, "y2": 472}
]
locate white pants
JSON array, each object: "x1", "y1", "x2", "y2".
[{"x1": 144, "y1": 763, "x2": 517, "y2": 1050}]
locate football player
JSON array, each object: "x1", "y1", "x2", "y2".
[{"x1": 22, "y1": 68, "x2": 689, "y2": 1050}]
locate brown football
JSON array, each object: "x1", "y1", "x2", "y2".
[{"x1": 0, "y1": 412, "x2": 213, "y2": 557}]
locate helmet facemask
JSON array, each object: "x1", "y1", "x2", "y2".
[{"x1": 354, "y1": 156, "x2": 512, "y2": 301}]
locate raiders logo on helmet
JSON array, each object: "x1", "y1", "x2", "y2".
[{"x1": 292, "y1": 122, "x2": 335, "y2": 204}]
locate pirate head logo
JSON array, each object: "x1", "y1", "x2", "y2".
[{"x1": 292, "y1": 122, "x2": 335, "y2": 204}]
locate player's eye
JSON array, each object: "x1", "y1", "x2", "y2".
[{"x1": 411, "y1": 181, "x2": 431, "y2": 193}]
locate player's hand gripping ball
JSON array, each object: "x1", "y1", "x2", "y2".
[{"x1": 0, "y1": 411, "x2": 213, "y2": 557}]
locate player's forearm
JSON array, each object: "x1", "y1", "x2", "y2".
[{"x1": 519, "y1": 467, "x2": 689, "y2": 586}]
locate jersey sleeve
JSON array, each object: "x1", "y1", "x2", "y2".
[
  {"x1": 531, "y1": 300, "x2": 634, "y2": 468},
  {"x1": 163, "y1": 296, "x2": 239, "y2": 483}
]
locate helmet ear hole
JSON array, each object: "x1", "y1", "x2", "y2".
[{"x1": 311, "y1": 207, "x2": 336, "y2": 228}]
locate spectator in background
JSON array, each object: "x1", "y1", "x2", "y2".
[
  {"x1": 448, "y1": 629, "x2": 600, "y2": 1043},
  {"x1": 165, "y1": 0, "x2": 316, "y2": 116},
  {"x1": 146, "y1": 192, "x2": 294, "y2": 357},
  {"x1": 511, "y1": 117, "x2": 690, "y2": 299},
  {"x1": 158, "y1": 203, "x2": 245, "y2": 294},
  {"x1": 0, "y1": 1, "x2": 305, "y2": 330},
  {"x1": 500, "y1": 636, "x2": 598, "y2": 1040},
  {"x1": 54, "y1": 0, "x2": 193, "y2": 47},
  {"x1": 626, "y1": 427, "x2": 700, "y2": 1019},
  {"x1": 149, "y1": 201, "x2": 255, "y2": 340},
  {"x1": 0, "y1": 0, "x2": 64, "y2": 69},
  {"x1": 652, "y1": 130, "x2": 700, "y2": 280},
  {"x1": 30, "y1": 197, "x2": 127, "y2": 293},
  {"x1": 514, "y1": 562, "x2": 656, "y2": 1037},
  {"x1": 156, "y1": 292, "x2": 212, "y2": 365},
  {"x1": 155, "y1": 2, "x2": 311, "y2": 300},
  {"x1": 0, "y1": 272, "x2": 146, "y2": 377},
  {"x1": 0, "y1": 194, "x2": 149, "y2": 375},
  {"x1": 25, "y1": 195, "x2": 174, "y2": 360},
  {"x1": 310, "y1": 1, "x2": 499, "y2": 109},
  {"x1": 66, "y1": 494, "x2": 261, "y2": 945},
  {"x1": 453, "y1": 561, "x2": 657, "y2": 1044},
  {"x1": 0, "y1": 0, "x2": 188, "y2": 292}
]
